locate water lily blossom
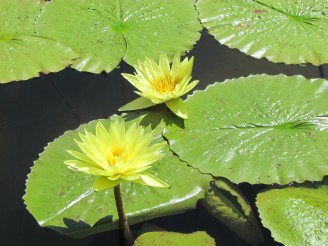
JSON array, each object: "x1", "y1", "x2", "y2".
[
  {"x1": 64, "y1": 119, "x2": 169, "y2": 191},
  {"x1": 119, "y1": 53, "x2": 199, "y2": 119}
]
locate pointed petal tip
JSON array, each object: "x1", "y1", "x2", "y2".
[
  {"x1": 119, "y1": 97, "x2": 157, "y2": 111},
  {"x1": 137, "y1": 172, "x2": 170, "y2": 188},
  {"x1": 165, "y1": 98, "x2": 188, "y2": 120}
]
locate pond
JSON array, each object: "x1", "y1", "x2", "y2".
[
  {"x1": 0, "y1": 0, "x2": 328, "y2": 246},
  {"x1": 1, "y1": 28, "x2": 327, "y2": 245}
]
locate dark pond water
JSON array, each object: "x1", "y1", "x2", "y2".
[{"x1": 1, "y1": 30, "x2": 327, "y2": 246}]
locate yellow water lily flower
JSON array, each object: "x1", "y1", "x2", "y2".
[
  {"x1": 64, "y1": 119, "x2": 169, "y2": 191},
  {"x1": 119, "y1": 53, "x2": 199, "y2": 119}
]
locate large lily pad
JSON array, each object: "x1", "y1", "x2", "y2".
[
  {"x1": 24, "y1": 112, "x2": 211, "y2": 238},
  {"x1": 196, "y1": 0, "x2": 328, "y2": 65},
  {"x1": 164, "y1": 74, "x2": 328, "y2": 185},
  {"x1": 256, "y1": 184, "x2": 328, "y2": 245},
  {"x1": 36, "y1": 0, "x2": 202, "y2": 73},
  {"x1": 0, "y1": 0, "x2": 78, "y2": 83}
]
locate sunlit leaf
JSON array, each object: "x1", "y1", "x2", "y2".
[
  {"x1": 36, "y1": 0, "x2": 201, "y2": 73},
  {"x1": 196, "y1": 0, "x2": 328, "y2": 65},
  {"x1": 0, "y1": 0, "x2": 78, "y2": 83},
  {"x1": 257, "y1": 183, "x2": 328, "y2": 245},
  {"x1": 24, "y1": 112, "x2": 211, "y2": 238},
  {"x1": 134, "y1": 231, "x2": 216, "y2": 246},
  {"x1": 164, "y1": 75, "x2": 328, "y2": 185}
]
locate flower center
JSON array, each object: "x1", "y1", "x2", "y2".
[
  {"x1": 106, "y1": 146, "x2": 124, "y2": 165},
  {"x1": 152, "y1": 75, "x2": 180, "y2": 94}
]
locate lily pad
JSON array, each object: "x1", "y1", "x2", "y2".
[
  {"x1": 256, "y1": 184, "x2": 328, "y2": 245},
  {"x1": 24, "y1": 113, "x2": 212, "y2": 238},
  {"x1": 164, "y1": 74, "x2": 328, "y2": 185},
  {"x1": 196, "y1": 0, "x2": 328, "y2": 65},
  {"x1": 0, "y1": 0, "x2": 78, "y2": 83},
  {"x1": 134, "y1": 231, "x2": 216, "y2": 246},
  {"x1": 36, "y1": 0, "x2": 202, "y2": 73}
]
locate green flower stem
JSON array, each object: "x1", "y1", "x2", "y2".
[
  {"x1": 114, "y1": 185, "x2": 134, "y2": 244},
  {"x1": 319, "y1": 65, "x2": 325, "y2": 79}
]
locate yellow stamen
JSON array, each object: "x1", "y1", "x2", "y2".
[
  {"x1": 106, "y1": 146, "x2": 124, "y2": 165},
  {"x1": 152, "y1": 75, "x2": 180, "y2": 94}
]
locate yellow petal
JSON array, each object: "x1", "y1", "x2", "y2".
[
  {"x1": 137, "y1": 172, "x2": 170, "y2": 188},
  {"x1": 159, "y1": 53, "x2": 170, "y2": 75},
  {"x1": 127, "y1": 142, "x2": 166, "y2": 169},
  {"x1": 96, "y1": 122, "x2": 110, "y2": 147},
  {"x1": 93, "y1": 177, "x2": 121, "y2": 191},
  {"x1": 108, "y1": 119, "x2": 125, "y2": 146},
  {"x1": 122, "y1": 73, "x2": 147, "y2": 91},
  {"x1": 124, "y1": 125, "x2": 152, "y2": 160},
  {"x1": 118, "y1": 97, "x2": 157, "y2": 111},
  {"x1": 64, "y1": 160, "x2": 104, "y2": 176},
  {"x1": 123, "y1": 165, "x2": 152, "y2": 175},
  {"x1": 178, "y1": 56, "x2": 194, "y2": 79},
  {"x1": 74, "y1": 139, "x2": 109, "y2": 170},
  {"x1": 183, "y1": 80, "x2": 199, "y2": 94},
  {"x1": 66, "y1": 150, "x2": 99, "y2": 167},
  {"x1": 165, "y1": 98, "x2": 188, "y2": 119},
  {"x1": 171, "y1": 53, "x2": 182, "y2": 76}
]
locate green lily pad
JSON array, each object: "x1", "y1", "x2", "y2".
[
  {"x1": 256, "y1": 184, "x2": 328, "y2": 245},
  {"x1": 134, "y1": 231, "x2": 216, "y2": 246},
  {"x1": 196, "y1": 0, "x2": 328, "y2": 65},
  {"x1": 36, "y1": 0, "x2": 201, "y2": 73},
  {"x1": 24, "y1": 112, "x2": 211, "y2": 238},
  {"x1": 0, "y1": 0, "x2": 78, "y2": 83},
  {"x1": 164, "y1": 74, "x2": 328, "y2": 185},
  {"x1": 200, "y1": 178, "x2": 263, "y2": 245}
]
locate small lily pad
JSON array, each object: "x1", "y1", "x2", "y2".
[
  {"x1": 196, "y1": 0, "x2": 328, "y2": 65},
  {"x1": 257, "y1": 184, "x2": 328, "y2": 245}
]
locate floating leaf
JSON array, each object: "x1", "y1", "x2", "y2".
[
  {"x1": 200, "y1": 178, "x2": 263, "y2": 245},
  {"x1": 257, "y1": 184, "x2": 328, "y2": 245},
  {"x1": 134, "y1": 231, "x2": 216, "y2": 246},
  {"x1": 24, "y1": 112, "x2": 211, "y2": 238},
  {"x1": 0, "y1": 0, "x2": 78, "y2": 83},
  {"x1": 196, "y1": 0, "x2": 328, "y2": 65},
  {"x1": 36, "y1": 0, "x2": 202, "y2": 73},
  {"x1": 164, "y1": 75, "x2": 328, "y2": 185}
]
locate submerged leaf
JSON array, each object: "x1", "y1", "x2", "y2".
[
  {"x1": 24, "y1": 113, "x2": 211, "y2": 238},
  {"x1": 197, "y1": 0, "x2": 328, "y2": 65},
  {"x1": 257, "y1": 184, "x2": 328, "y2": 245},
  {"x1": 200, "y1": 178, "x2": 263, "y2": 245},
  {"x1": 164, "y1": 75, "x2": 328, "y2": 185},
  {"x1": 134, "y1": 231, "x2": 216, "y2": 246}
]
